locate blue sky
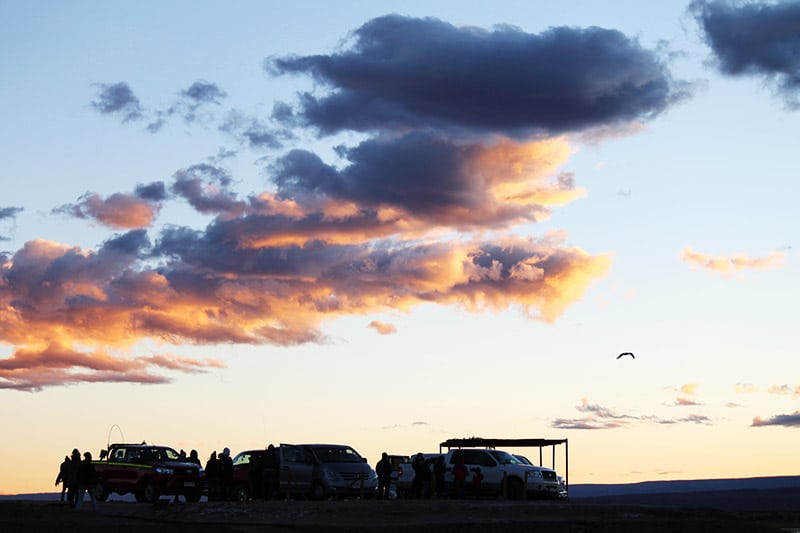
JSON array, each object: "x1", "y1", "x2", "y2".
[{"x1": 1, "y1": 0, "x2": 798, "y2": 494}]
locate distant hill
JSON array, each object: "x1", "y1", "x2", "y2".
[
  {"x1": 569, "y1": 475, "x2": 800, "y2": 498},
  {"x1": 569, "y1": 476, "x2": 800, "y2": 513}
]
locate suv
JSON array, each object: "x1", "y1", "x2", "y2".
[{"x1": 94, "y1": 443, "x2": 205, "y2": 502}]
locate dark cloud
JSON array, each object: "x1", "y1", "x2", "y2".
[
  {"x1": 134, "y1": 181, "x2": 168, "y2": 202},
  {"x1": 171, "y1": 163, "x2": 246, "y2": 216},
  {"x1": 180, "y1": 80, "x2": 227, "y2": 107},
  {"x1": 270, "y1": 133, "x2": 580, "y2": 231},
  {"x1": 270, "y1": 15, "x2": 687, "y2": 136},
  {"x1": 91, "y1": 82, "x2": 143, "y2": 122},
  {"x1": 751, "y1": 411, "x2": 800, "y2": 428},
  {"x1": 0, "y1": 207, "x2": 24, "y2": 221},
  {"x1": 0, "y1": 206, "x2": 23, "y2": 241},
  {"x1": 691, "y1": 0, "x2": 800, "y2": 108},
  {"x1": 219, "y1": 110, "x2": 284, "y2": 149}
]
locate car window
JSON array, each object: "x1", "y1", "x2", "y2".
[
  {"x1": 489, "y1": 451, "x2": 522, "y2": 465},
  {"x1": 451, "y1": 450, "x2": 496, "y2": 467},
  {"x1": 163, "y1": 448, "x2": 180, "y2": 461},
  {"x1": 310, "y1": 446, "x2": 363, "y2": 463},
  {"x1": 283, "y1": 447, "x2": 313, "y2": 464},
  {"x1": 233, "y1": 453, "x2": 251, "y2": 466}
]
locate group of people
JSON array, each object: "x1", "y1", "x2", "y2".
[
  {"x1": 375, "y1": 452, "x2": 483, "y2": 500},
  {"x1": 55, "y1": 449, "x2": 98, "y2": 511},
  {"x1": 203, "y1": 448, "x2": 234, "y2": 501}
]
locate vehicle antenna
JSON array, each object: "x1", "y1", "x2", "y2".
[{"x1": 107, "y1": 424, "x2": 125, "y2": 448}]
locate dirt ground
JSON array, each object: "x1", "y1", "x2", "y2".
[{"x1": 1, "y1": 499, "x2": 799, "y2": 532}]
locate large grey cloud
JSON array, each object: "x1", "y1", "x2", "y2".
[
  {"x1": 91, "y1": 82, "x2": 143, "y2": 122},
  {"x1": 691, "y1": 0, "x2": 800, "y2": 107},
  {"x1": 270, "y1": 15, "x2": 687, "y2": 136}
]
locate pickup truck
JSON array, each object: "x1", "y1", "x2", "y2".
[
  {"x1": 397, "y1": 448, "x2": 561, "y2": 499},
  {"x1": 93, "y1": 443, "x2": 205, "y2": 502}
]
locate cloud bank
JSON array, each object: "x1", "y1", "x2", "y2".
[{"x1": 1, "y1": 15, "x2": 690, "y2": 390}]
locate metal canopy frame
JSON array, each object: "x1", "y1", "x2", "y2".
[{"x1": 439, "y1": 437, "x2": 569, "y2": 489}]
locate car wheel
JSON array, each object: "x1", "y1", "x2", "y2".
[
  {"x1": 310, "y1": 481, "x2": 325, "y2": 501},
  {"x1": 506, "y1": 478, "x2": 523, "y2": 500},
  {"x1": 234, "y1": 484, "x2": 249, "y2": 503},
  {"x1": 137, "y1": 480, "x2": 158, "y2": 503},
  {"x1": 94, "y1": 480, "x2": 109, "y2": 502}
]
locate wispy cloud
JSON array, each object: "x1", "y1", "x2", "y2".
[
  {"x1": 735, "y1": 382, "x2": 759, "y2": 394},
  {"x1": 681, "y1": 248, "x2": 785, "y2": 274},
  {"x1": 368, "y1": 321, "x2": 397, "y2": 335},
  {"x1": 691, "y1": 0, "x2": 800, "y2": 109},
  {"x1": 0, "y1": 207, "x2": 24, "y2": 241},
  {"x1": 53, "y1": 192, "x2": 162, "y2": 229},
  {"x1": 768, "y1": 384, "x2": 800, "y2": 398},
  {"x1": 552, "y1": 397, "x2": 712, "y2": 429}
]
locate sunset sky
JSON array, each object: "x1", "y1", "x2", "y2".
[{"x1": 1, "y1": 0, "x2": 798, "y2": 495}]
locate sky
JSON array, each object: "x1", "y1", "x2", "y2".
[{"x1": 1, "y1": 0, "x2": 798, "y2": 495}]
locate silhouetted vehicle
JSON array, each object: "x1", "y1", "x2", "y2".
[
  {"x1": 231, "y1": 444, "x2": 377, "y2": 501},
  {"x1": 93, "y1": 443, "x2": 205, "y2": 503},
  {"x1": 301, "y1": 444, "x2": 378, "y2": 499},
  {"x1": 231, "y1": 445, "x2": 317, "y2": 501}
]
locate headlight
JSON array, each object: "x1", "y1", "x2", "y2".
[
  {"x1": 154, "y1": 467, "x2": 174, "y2": 475},
  {"x1": 527, "y1": 470, "x2": 543, "y2": 479}
]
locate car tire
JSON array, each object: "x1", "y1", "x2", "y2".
[
  {"x1": 506, "y1": 478, "x2": 523, "y2": 500},
  {"x1": 234, "y1": 484, "x2": 249, "y2": 503},
  {"x1": 136, "y1": 480, "x2": 157, "y2": 503}
]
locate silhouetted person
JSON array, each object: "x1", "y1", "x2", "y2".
[
  {"x1": 375, "y1": 452, "x2": 392, "y2": 500},
  {"x1": 219, "y1": 447, "x2": 233, "y2": 500},
  {"x1": 75, "y1": 451, "x2": 97, "y2": 511},
  {"x1": 412, "y1": 453, "x2": 429, "y2": 498},
  {"x1": 471, "y1": 467, "x2": 484, "y2": 499},
  {"x1": 178, "y1": 449, "x2": 187, "y2": 462},
  {"x1": 205, "y1": 451, "x2": 220, "y2": 501},
  {"x1": 249, "y1": 453, "x2": 263, "y2": 500},
  {"x1": 433, "y1": 456, "x2": 446, "y2": 497},
  {"x1": 188, "y1": 449, "x2": 201, "y2": 466},
  {"x1": 66, "y1": 448, "x2": 81, "y2": 508},
  {"x1": 452, "y1": 457, "x2": 468, "y2": 499},
  {"x1": 262, "y1": 444, "x2": 279, "y2": 500},
  {"x1": 55, "y1": 455, "x2": 70, "y2": 502}
]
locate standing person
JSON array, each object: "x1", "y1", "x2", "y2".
[
  {"x1": 411, "y1": 453, "x2": 428, "y2": 498},
  {"x1": 249, "y1": 452, "x2": 263, "y2": 501},
  {"x1": 375, "y1": 452, "x2": 393, "y2": 500},
  {"x1": 452, "y1": 457, "x2": 468, "y2": 499},
  {"x1": 262, "y1": 444, "x2": 279, "y2": 500},
  {"x1": 470, "y1": 467, "x2": 484, "y2": 499},
  {"x1": 55, "y1": 455, "x2": 70, "y2": 502},
  {"x1": 205, "y1": 451, "x2": 219, "y2": 501},
  {"x1": 75, "y1": 451, "x2": 97, "y2": 511},
  {"x1": 433, "y1": 456, "x2": 446, "y2": 497},
  {"x1": 66, "y1": 448, "x2": 81, "y2": 508},
  {"x1": 188, "y1": 450, "x2": 201, "y2": 466},
  {"x1": 219, "y1": 447, "x2": 234, "y2": 501}
]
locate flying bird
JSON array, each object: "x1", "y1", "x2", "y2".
[{"x1": 617, "y1": 352, "x2": 635, "y2": 359}]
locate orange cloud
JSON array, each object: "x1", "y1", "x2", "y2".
[
  {"x1": 680, "y1": 383, "x2": 699, "y2": 395},
  {"x1": 368, "y1": 321, "x2": 397, "y2": 335},
  {"x1": 768, "y1": 385, "x2": 800, "y2": 397},
  {"x1": 681, "y1": 248, "x2": 785, "y2": 274},
  {"x1": 55, "y1": 192, "x2": 160, "y2": 229},
  {"x1": 735, "y1": 382, "x2": 759, "y2": 394}
]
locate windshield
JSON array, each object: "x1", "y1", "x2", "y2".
[
  {"x1": 489, "y1": 450, "x2": 525, "y2": 465},
  {"x1": 310, "y1": 446, "x2": 363, "y2": 463}
]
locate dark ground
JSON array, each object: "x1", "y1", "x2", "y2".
[{"x1": 1, "y1": 495, "x2": 799, "y2": 532}]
